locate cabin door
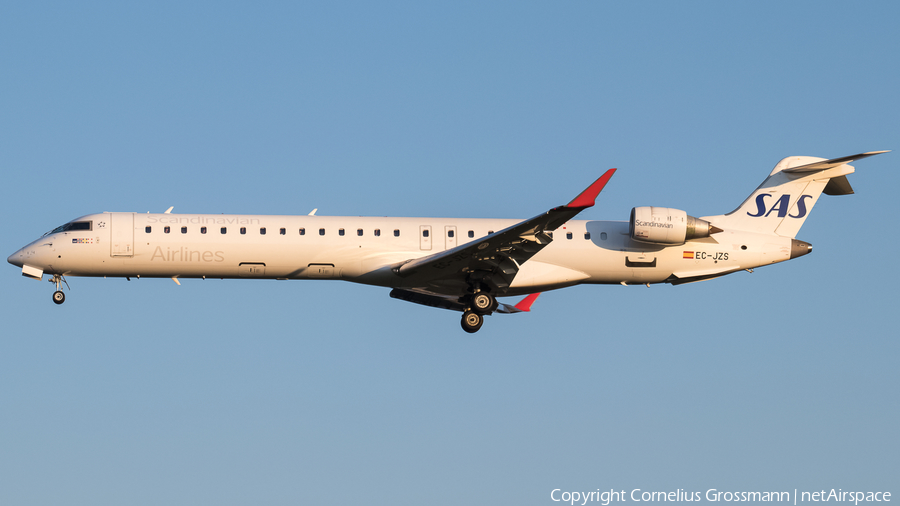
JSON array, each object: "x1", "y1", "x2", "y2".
[
  {"x1": 444, "y1": 226, "x2": 457, "y2": 250},
  {"x1": 110, "y1": 213, "x2": 134, "y2": 257}
]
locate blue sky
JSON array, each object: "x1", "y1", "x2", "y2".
[{"x1": 1, "y1": 2, "x2": 897, "y2": 505}]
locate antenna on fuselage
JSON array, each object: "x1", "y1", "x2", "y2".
[
  {"x1": 164, "y1": 206, "x2": 174, "y2": 214},
  {"x1": 308, "y1": 208, "x2": 317, "y2": 216}
]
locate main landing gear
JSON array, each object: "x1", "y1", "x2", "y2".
[
  {"x1": 471, "y1": 293, "x2": 494, "y2": 312},
  {"x1": 460, "y1": 290, "x2": 497, "y2": 334},
  {"x1": 461, "y1": 311, "x2": 483, "y2": 333},
  {"x1": 50, "y1": 274, "x2": 69, "y2": 305}
]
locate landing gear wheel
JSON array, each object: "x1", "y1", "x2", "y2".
[
  {"x1": 461, "y1": 311, "x2": 484, "y2": 333},
  {"x1": 471, "y1": 293, "x2": 494, "y2": 313},
  {"x1": 52, "y1": 290, "x2": 65, "y2": 305}
]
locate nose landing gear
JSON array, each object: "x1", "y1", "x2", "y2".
[{"x1": 49, "y1": 274, "x2": 69, "y2": 305}]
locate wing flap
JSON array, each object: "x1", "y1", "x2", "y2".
[{"x1": 389, "y1": 288, "x2": 466, "y2": 311}]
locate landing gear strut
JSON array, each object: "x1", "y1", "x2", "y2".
[{"x1": 50, "y1": 274, "x2": 69, "y2": 305}]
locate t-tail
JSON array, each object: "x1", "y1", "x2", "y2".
[{"x1": 702, "y1": 151, "x2": 889, "y2": 238}]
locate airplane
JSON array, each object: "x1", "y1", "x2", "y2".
[{"x1": 7, "y1": 151, "x2": 887, "y2": 333}]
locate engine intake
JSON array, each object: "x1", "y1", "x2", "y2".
[{"x1": 629, "y1": 206, "x2": 717, "y2": 245}]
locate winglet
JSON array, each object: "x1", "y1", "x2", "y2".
[
  {"x1": 566, "y1": 169, "x2": 617, "y2": 208},
  {"x1": 513, "y1": 293, "x2": 540, "y2": 312}
]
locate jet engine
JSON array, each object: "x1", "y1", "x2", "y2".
[{"x1": 629, "y1": 206, "x2": 719, "y2": 245}]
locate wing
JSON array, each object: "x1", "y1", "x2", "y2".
[
  {"x1": 392, "y1": 169, "x2": 616, "y2": 292},
  {"x1": 391, "y1": 288, "x2": 540, "y2": 313}
]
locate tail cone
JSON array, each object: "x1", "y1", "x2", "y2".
[{"x1": 790, "y1": 239, "x2": 813, "y2": 259}]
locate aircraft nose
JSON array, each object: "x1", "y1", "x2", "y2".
[{"x1": 8, "y1": 249, "x2": 24, "y2": 267}]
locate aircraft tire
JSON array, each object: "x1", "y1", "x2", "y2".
[
  {"x1": 52, "y1": 290, "x2": 65, "y2": 305},
  {"x1": 461, "y1": 311, "x2": 483, "y2": 333},
  {"x1": 472, "y1": 293, "x2": 494, "y2": 313}
]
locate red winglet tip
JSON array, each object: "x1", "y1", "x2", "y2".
[
  {"x1": 566, "y1": 168, "x2": 616, "y2": 208},
  {"x1": 514, "y1": 293, "x2": 541, "y2": 312}
]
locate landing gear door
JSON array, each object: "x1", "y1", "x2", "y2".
[{"x1": 110, "y1": 212, "x2": 134, "y2": 257}]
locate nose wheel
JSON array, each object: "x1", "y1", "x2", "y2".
[{"x1": 49, "y1": 274, "x2": 69, "y2": 305}]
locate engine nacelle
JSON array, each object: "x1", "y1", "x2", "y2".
[{"x1": 629, "y1": 206, "x2": 716, "y2": 245}]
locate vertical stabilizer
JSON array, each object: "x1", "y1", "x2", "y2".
[{"x1": 701, "y1": 151, "x2": 886, "y2": 238}]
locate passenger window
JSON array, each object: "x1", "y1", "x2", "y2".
[
  {"x1": 182, "y1": 226, "x2": 187, "y2": 234},
  {"x1": 299, "y1": 228, "x2": 305, "y2": 235},
  {"x1": 393, "y1": 229, "x2": 400, "y2": 237},
  {"x1": 600, "y1": 232, "x2": 607, "y2": 240},
  {"x1": 422, "y1": 229, "x2": 429, "y2": 238},
  {"x1": 280, "y1": 228, "x2": 286, "y2": 235},
  {"x1": 260, "y1": 227, "x2": 266, "y2": 235},
  {"x1": 448, "y1": 230, "x2": 454, "y2": 238},
  {"x1": 584, "y1": 232, "x2": 591, "y2": 240},
  {"x1": 164, "y1": 226, "x2": 170, "y2": 234},
  {"x1": 357, "y1": 229, "x2": 363, "y2": 236},
  {"x1": 566, "y1": 232, "x2": 573, "y2": 240},
  {"x1": 201, "y1": 227, "x2": 207, "y2": 234},
  {"x1": 221, "y1": 227, "x2": 227, "y2": 234},
  {"x1": 240, "y1": 227, "x2": 246, "y2": 235},
  {"x1": 468, "y1": 230, "x2": 474, "y2": 238},
  {"x1": 374, "y1": 229, "x2": 381, "y2": 237},
  {"x1": 319, "y1": 228, "x2": 325, "y2": 236},
  {"x1": 339, "y1": 228, "x2": 345, "y2": 236},
  {"x1": 145, "y1": 226, "x2": 151, "y2": 233}
]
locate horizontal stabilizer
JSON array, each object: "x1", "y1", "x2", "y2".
[{"x1": 782, "y1": 150, "x2": 888, "y2": 174}]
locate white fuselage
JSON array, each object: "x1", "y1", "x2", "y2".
[{"x1": 10, "y1": 212, "x2": 794, "y2": 296}]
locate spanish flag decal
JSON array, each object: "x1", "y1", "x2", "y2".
[{"x1": 683, "y1": 251, "x2": 694, "y2": 259}]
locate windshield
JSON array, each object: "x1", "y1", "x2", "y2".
[{"x1": 43, "y1": 221, "x2": 92, "y2": 237}]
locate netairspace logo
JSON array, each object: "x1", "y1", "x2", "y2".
[{"x1": 549, "y1": 489, "x2": 891, "y2": 506}]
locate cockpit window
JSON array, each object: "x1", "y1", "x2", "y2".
[{"x1": 45, "y1": 221, "x2": 91, "y2": 236}]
